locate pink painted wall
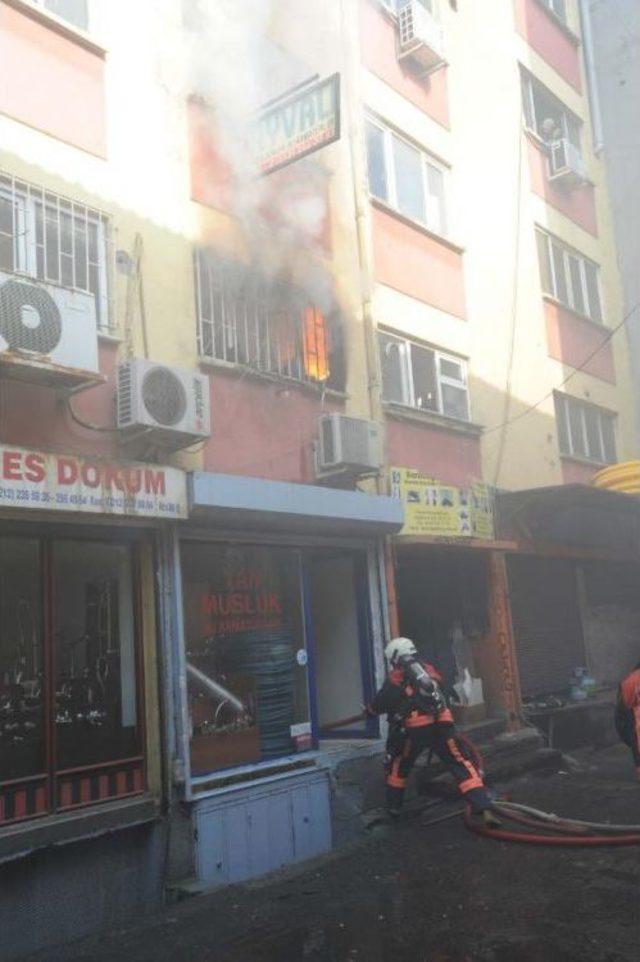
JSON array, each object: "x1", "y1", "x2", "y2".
[
  {"x1": 0, "y1": 342, "x2": 120, "y2": 457},
  {"x1": 360, "y1": 0, "x2": 449, "y2": 128},
  {"x1": 386, "y1": 416, "x2": 481, "y2": 485},
  {"x1": 561, "y1": 457, "x2": 597, "y2": 485},
  {"x1": 202, "y1": 373, "x2": 343, "y2": 483},
  {"x1": 187, "y1": 100, "x2": 233, "y2": 213},
  {"x1": 527, "y1": 139, "x2": 598, "y2": 236},
  {"x1": 513, "y1": 0, "x2": 582, "y2": 91},
  {"x1": 0, "y1": 1, "x2": 106, "y2": 157},
  {"x1": 371, "y1": 205, "x2": 466, "y2": 318},
  {"x1": 188, "y1": 100, "x2": 332, "y2": 253},
  {"x1": 545, "y1": 300, "x2": 615, "y2": 383}
]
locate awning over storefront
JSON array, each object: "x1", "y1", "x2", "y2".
[
  {"x1": 497, "y1": 484, "x2": 640, "y2": 554},
  {"x1": 188, "y1": 472, "x2": 404, "y2": 535}
]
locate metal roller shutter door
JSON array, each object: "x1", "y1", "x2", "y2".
[{"x1": 507, "y1": 556, "x2": 586, "y2": 696}]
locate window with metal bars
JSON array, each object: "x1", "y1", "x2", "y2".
[
  {"x1": 0, "y1": 173, "x2": 112, "y2": 331},
  {"x1": 555, "y1": 393, "x2": 616, "y2": 464},
  {"x1": 194, "y1": 250, "x2": 341, "y2": 389}
]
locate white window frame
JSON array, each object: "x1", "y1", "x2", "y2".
[
  {"x1": 537, "y1": 229, "x2": 604, "y2": 324},
  {"x1": 555, "y1": 394, "x2": 616, "y2": 464},
  {"x1": 365, "y1": 117, "x2": 448, "y2": 237},
  {"x1": 379, "y1": 0, "x2": 438, "y2": 16},
  {"x1": 521, "y1": 73, "x2": 582, "y2": 154},
  {"x1": 539, "y1": 0, "x2": 567, "y2": 24},
  {"x1": 0, "y1": 173, "x2": 111, "y2": 331},
  {"x1": 379, "y1": 330, "x2": 470, "y2": 421},
  {"x1": 29, "y1": 0, "x2": 90, "y2": 31}
]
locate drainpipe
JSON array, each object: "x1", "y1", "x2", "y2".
[
  {"x1": 579, "y1": 0, "x2": 604, "y2": 154},
  {"x1": 339, "y1": 1, "x2": 398, "y2": 643},
  {"x1": 339, "y1": 0, "x2": 384, "y2": 477}
]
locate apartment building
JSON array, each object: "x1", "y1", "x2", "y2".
[
  {"x1": 0, "y1": 1, "x2": 638, "y2": 955},
  {"x1": 351, "y1": 0, "x2": 639, "y2": 742},
  {"x1": 589, "y1": 0, "x2": 640, "y2": 441}
]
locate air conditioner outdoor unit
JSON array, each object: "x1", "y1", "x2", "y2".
[
  {"x1": 316, "y1": 413, "x2": 382, "y2": 478},
  {"x1": 117, "y1": 359, "x2": 211, "y2": 450},
  {"x1": 0, "y1": 272, "x2": 101, "y2": 389},
  {"x1": 397, "y1": 1, "x2": 446, "y2": 75},
  {"x1": 548, "y1": 138, "x2": 587, "y2": 187}
]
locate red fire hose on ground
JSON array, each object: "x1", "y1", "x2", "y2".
[{"x1": 457, "y1": 733, "x2": 640, "y2": 847}]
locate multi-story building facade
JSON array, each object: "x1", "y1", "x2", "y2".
[
  {"x1": 0, "y1": 1, "x2": 637, "y2": 956},
  {"x1": 588, "y1": 0, "x2": 640, "y2": 442},
  {"x1": 349, "y1": 0, "x2": 639, "y2": 728}
]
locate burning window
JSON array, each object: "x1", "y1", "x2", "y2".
[{"x1": 195, "y1": 251, "x2": 343, "y2": 390}]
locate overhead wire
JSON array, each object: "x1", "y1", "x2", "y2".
[
  {"x1": 482, "y1": 300, "x2": 640, "y2": 439},
  {"x1": 492, "y1": 108, "x2": 526, "y2": 486}
]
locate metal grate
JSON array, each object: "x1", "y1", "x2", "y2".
[
  {"x1": 0, "y1": 171, "x2": 113, "y2": 331},
  {"x1": 0, "y1": 278, "x2": 62, "y2": 353},
  {"x1": 142, "y1": 366, "x2": 188, "y2": 426},
  {"x1": 194, "y1": 250, "x2": 331, "y2": 387}
]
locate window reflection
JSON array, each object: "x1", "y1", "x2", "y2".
[{"x1": 0, "y1": 538, "x2": 44, "y2": 783}]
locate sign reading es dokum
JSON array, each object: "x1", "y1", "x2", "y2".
[
  {"x1": 254, "y1": 73, "x2": 340, "y2": 175},
  {"x1": 390, "y1": 468, "x2": 495, "y2": 540},
  {"x1": 0, "y1": 447, "x2": 187, "y2": 519}
]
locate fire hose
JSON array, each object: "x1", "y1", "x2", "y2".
[
  {"x1": 457, "y1": 734, "x2": 640, "y2": 847},
  {"x1": 323, "y1": 713, "x2": 640, "y2": 846}
]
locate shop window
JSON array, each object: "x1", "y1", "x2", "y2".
[
  {"x1": 379, "y1": 330, "x2": 470, "y2": 420},
  {"x1": 181, "y1": 543, "x2": 311, "y2": 776},
  {"x1": 0, "y1": 533, "x2": 144, "y2": 827},
  {"x1": 180, "y1": 542, "x2": 378, "y2": 781},
  {"x1": 536, "y1": 228, "x2": 603, "y2": 323},
  {"x1": 555, "y1": 394, "x2": 617, "y2": 464},
  {"x1": 0, "y1": 173, "x2": 112, "y2": 331},
  {"x1": 194, "y1": 251, "x2": 343, "y2": 390}
]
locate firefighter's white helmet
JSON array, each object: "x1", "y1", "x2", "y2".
[{"x1": 384, "y1": 637, "x2": 417, "y2": 667}]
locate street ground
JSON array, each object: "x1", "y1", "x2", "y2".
[{"x1": 24, "y1": 743, "x2": 639, "y2": 962}]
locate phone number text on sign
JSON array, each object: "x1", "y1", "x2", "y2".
[{"x1": 0, "y1": 447, "x2": 187, "y2": 519}]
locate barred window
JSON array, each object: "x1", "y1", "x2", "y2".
[
  {"x1": 0, "y1": 173, "x2": 111, "y2": 331},
  {"x1": 194, "y1": 250, "x2": 343, "y2": 389}
]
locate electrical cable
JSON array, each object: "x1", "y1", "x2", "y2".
[
  {"x1": 66, "y1": 397, "x2": 119, "y2": 433},
  {"x1": 492, "y1": 113, "x2": 526, "y2": 486},
  {"x1": 482, "y1": 300, "x2": 640, "y2": 438}
]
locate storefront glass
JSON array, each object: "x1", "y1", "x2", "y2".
[
  {"x1": 0, "y1": 530, "x2": 144, "y2": 827},
  {"x1": 54, "y1": 541, "x2": 140, "y2": 770},
  {"x1": 0, "y1": 537, "x2": 44, "y2": 783},
  {"x1": 181, "y1": 542, "x2": 310, "y2": 776}
]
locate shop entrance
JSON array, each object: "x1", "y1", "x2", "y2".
[
  {"x1": 507, "y1": 555, "x2": 586, "y2": 699},
  {"x1": 394, "y1": 546, "x2": 498, "y2": 723},
  {"x1": 308, "y1": 549, "x2": 377, "y2": 739}
]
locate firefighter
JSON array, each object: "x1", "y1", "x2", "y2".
[
  {"x1": 368, "y1": 637, "x2": 499, "y2": 825},
  {"x1": 615, "y1": 661, "x2": 640, "y2": 780}
]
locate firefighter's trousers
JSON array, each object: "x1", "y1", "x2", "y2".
[{"x1": 386, "y1": 721, "x2": 491, "y2": 814}]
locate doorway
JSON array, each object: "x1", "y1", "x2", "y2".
[{"x1": 307, "y1": 549, "x2": 377, "y2": 739}]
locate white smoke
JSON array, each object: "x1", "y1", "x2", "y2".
[{"x1": 174, "y1": 0, "x2": 333, "y2": 304}]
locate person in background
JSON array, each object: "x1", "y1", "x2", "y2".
[
  {"x1": 367, "y1": 637, "x2": 499, "y2": 825},
  {"x1": 615, "y1": 661, "x2": 640, "y2": 780}
]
